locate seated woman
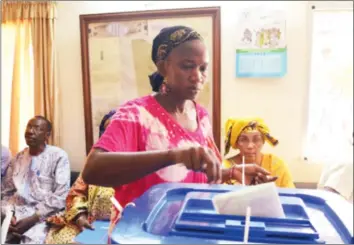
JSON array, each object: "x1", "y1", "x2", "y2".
[
  {"x1": 223, "y1": 118, "x2": 295, "y2": 188},
  {"x1": 45, "y1": 110, "x2": 116, "y2": 244}
]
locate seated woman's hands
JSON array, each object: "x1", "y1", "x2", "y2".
[
  {"x1": 75, "y1": 213, "x2": 94, "y2": 231},
  {"x1": 171, "y1": 146, "x2": 222, "y2": 184},
  {"x1": 169, "y1": 146, "x2": 277, "y2": 185},
  {"x1": 253, "y1": 173, "x2": 278, "y2": 185},
  {"x1": 231, "y1": 164, "x2": 278, "y2": 185}
]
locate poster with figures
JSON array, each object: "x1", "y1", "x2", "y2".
[{"x1": 235, "y1": 7, "x2": 287, "y2": 78}]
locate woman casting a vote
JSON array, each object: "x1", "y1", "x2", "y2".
[{"x1": 82, "y1": 26, "x2": 276, "y2": 235}]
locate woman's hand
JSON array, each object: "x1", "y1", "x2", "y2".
[
  {"x1": 171, "y1": 146, "x2": 222, "y2": 184},
  {"x1": 75, "y1": 214, "x2": 94, "y2": 231},
  {"x1": 253, "y1": 174, "x2": 278, "y2": 185},
  {"x1": 231, "y1": 164, "x2": 277, "y2": 185}
]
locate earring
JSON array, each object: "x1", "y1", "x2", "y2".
[
  {"x1": 160, "y1": 77, "x2": 168, "y2": 95},
  {"x1": 161, "y1": 83, "x2": 167, "y2": 95}
]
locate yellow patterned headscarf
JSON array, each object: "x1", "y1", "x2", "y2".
[{"x1": 224, "y1": 118, "x2": 279, "y2": 155}]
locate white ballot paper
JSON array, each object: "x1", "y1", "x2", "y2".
[{"x1": 212, "y1": 182, "x2": 285, "y2": 218}]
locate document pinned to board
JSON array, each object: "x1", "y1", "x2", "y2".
[{"x1": 212, "y1": 182, "x2": 286, "y2": 218}]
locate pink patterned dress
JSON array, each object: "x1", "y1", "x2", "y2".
[{"x1": 93, "y1": 95, "x2": 221, "y2": 234}]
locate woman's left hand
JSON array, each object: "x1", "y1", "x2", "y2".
[
  {"x1": 76, "y1": 214, "x2": 94, "y2": 231},
  {"x1": 252, "y1": 173, "x2": 278, "y2": 185},
  {"x1": 231, "y1": 164, "x2": 273, "y2": 185}
]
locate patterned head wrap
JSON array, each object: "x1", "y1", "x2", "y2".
[
  {"x1": 99, "y1": 109, "x2": 116, "y2": 138},
  {"x1": 224, "y1": 118, "x2": 279, "y2": 155},
  {"x1": 149, "y1": 25, "x2": 204, "y2": 92}
]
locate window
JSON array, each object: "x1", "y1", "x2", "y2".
[
  {"x1": 304, "y1": 5, "x2": 353, "y2": 164},
  {"x1": 1, "y1": 23, "x2": 17, "y2": 148},
  {"x1": 1, "y1": 21, "x2": 34, "y2": 153}
]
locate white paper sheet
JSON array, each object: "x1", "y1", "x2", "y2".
[
  {"x1": 212, "y1": 182, "x2": 285, "y2": 218},
  {"x1": 1, "y1": 206, "x2": 13, "y2": 244}
]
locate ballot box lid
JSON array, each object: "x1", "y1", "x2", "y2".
[{"x1": 109, "y1": 183, "x2": 353, "y2": 244}]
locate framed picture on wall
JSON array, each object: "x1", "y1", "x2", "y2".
[{"x1": 79, "y1": 7, "x2": 221, "y2": 154}]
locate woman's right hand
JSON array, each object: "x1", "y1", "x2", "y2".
[
  {"x1": 170, "y1": 146, "x2": 222, "y2": 184},
  {"x1": 75, "y1": 214, "x2": 94, "y2": 231}
]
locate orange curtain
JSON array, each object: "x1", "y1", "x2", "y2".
[{"x1": 1, "y1": 1, "x2": 58, "y2": 153}]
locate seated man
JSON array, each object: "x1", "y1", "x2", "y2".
[
  {"x1": 318, "y1": 162, "x2": 353, "y2": 202},
  {"x1": 1, "y1": 145, "x2": 11, "y2": 180},
  {"x1": 1, "y1": 145, "x2": 11, "y2": 224},
  {"x1": 1, "y1": 116, "x2": 71, "y2": 244},
  {"x1": 318, "y1": 133, "x2": 353, "y2": 202}
]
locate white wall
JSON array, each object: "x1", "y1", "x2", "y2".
[{"x1": 56, "y1": 1, "x2": 329, "y2": 182}]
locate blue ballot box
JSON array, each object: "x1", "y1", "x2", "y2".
[
  {"x1": 76, "y1": 183, "x2": 353, "y2": 244},
  {"x1": 75, "y1": 220, "x2": 110, "y2": 244}
]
